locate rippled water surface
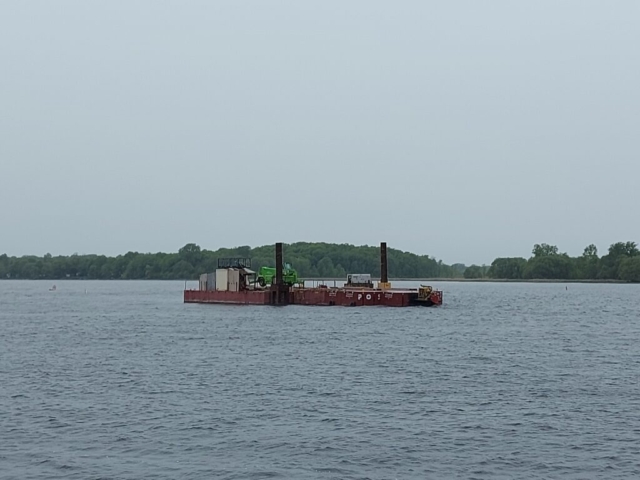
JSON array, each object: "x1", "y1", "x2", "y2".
[{"x1": 1, "y1": 280, "x2": 640, "y2": 479}]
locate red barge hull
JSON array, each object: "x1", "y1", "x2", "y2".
[{"x1": 184, "y1": 287, "x2": 442, "y2": 307}]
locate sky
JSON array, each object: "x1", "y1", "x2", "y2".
[{"x1": 1, "y1": 1, "x2": 639, "y2": 265}]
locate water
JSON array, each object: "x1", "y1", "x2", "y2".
[{"x1": 1, "y1": 280, "x2": 640, "y2": 479}]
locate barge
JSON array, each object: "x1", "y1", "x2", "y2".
[{"x1": 184, "y1": 242, "x2": 442, "y2": 307}]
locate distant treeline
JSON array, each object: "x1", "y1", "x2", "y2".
[
  {"x1": 463, "y1": 242, "x2": 640, "y2": 282},
  {"x1": 0, "y1": 242, "x2": 459, "y2": 280},
  {"x1": 3, "y1": 241, "x2": 639, "y2": 282}
]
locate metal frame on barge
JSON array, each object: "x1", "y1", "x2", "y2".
[{"x1": 184, "y1": 242, "x2": 443, "y2": 307}]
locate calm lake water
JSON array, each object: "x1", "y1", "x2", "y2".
[{"x1": 1, "y1": 280, "x2": 640, "y2": 479}]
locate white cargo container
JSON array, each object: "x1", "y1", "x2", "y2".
[
  {"x1": 227, "y1": 269, "x2": 240, "y2": 292},
  {"x1": 206, "y1": 272, "x2": 215, "y2": 291},
  {"x1": 215, "y1": 269, "x2": 229, "y2": 291},
  {"x1": 199, "y1": 273, "x2": 208, "y2": 291}
]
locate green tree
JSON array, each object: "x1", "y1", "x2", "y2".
[
  {"x1": 576, "y1": 244, "x2": 600, "y2": 279},
  {"x1": 598, "y1": 241, "x2": 640, "y2": 279},
  {"x1": 235, "y1": 245, "x2": 251, "y2": 258},
  {"x1": 488, "y1": 258, "x2": 527, "y2": 279},
  {"x1": 608, "y1": 241, "x2": 639, "y2": 258},
  {"x1": 0, "y1": 254, "x2": 9, "y2": 278},
  {"x1": 532, "y1": 243, "x2": 559, "y2": 257},
  {"x1": 178, "y1": 243, "x2": 202, "y2": 267},
  {"x1": 583, "y1": 244, "x2": 598, "y2": 258},
  {"x1": 317, "y1": 257, "x2": 336, "y2": 277},
  {"x1": 464, "y1": 265, "x2": 484, "y2": 279},
  {"x1": 523, "y1": 254, "x2": 574, "y2": 279},
  {"x1": 451, "y1": 264, "x2": 466, "y2": 276},
  {"x1": 618, "y1": 257, "x2": 640, "y2": 282},
  {"x1": 171, "y1": 260, "x2": 194, "y2": 279}
]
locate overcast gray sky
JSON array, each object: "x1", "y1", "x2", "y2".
[{"x1": 1, "y1": 1, "x2": 638, "y2": 265}]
